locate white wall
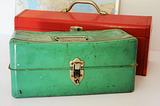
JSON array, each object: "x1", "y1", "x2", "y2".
[
  {"x1": 0, "y1": 0, "x2": 15, "y2": 36},
  {"x1": 120, "y1": 0, "x2": 160, "y2": 51},
  {"x1": 0, "y1": 0, "x2": 160, "y2": 51}
]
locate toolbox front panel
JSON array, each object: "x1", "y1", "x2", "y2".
[
  {"x1": 11, "y1": 67, "x2": 136, "y2": 98},
  {"x1": 10, "y1": 30, "x2": 137, "y2": 97},
  {"x1": 15, "y1": 10, "x2": 152, "y2": 38},
  {"x1": 10, "y1": 38, "x2": 137, "y2": 69}
]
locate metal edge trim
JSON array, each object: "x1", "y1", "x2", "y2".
[{"x1": 8, "y1": 63, "x2": 138, "y2": 71}]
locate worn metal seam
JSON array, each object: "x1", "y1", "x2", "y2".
[{"x1": 8, "y1": 63, "x2": 138, "y2": 71}]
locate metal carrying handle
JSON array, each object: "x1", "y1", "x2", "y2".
[
  {"x1": 55, "y1": 36, "x2": 88, "y2": 42},
  {"x1": 61, "y1": 0, "x2": 108, "y2": 15}
]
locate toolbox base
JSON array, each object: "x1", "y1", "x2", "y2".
[{"x1": 11, "y1": 67, "x2": 136, "y2": 98}]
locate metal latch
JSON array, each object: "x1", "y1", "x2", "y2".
[
  {"x1": 70, "y1": 58, "x2": 84, "y2": 85},
  {"x1": 70, "y1": 26, "x2": 83, "y2": 31}
]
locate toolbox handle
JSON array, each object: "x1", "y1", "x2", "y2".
[
  {"x1": 55, "y1": 36, "x2": 88, "y2": 42},
  {"x1": 61, "y1": 0, "x2": 108, "y2": 16}
]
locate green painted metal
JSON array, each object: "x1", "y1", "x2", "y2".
[{"x1": 9, "y1": 29, "x2": 137, "y2": 98}]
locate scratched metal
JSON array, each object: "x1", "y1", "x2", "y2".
[
  {"x1": 9, "y1": 29, "x2": 137, "y2": 98},
  {"x1": 13, "y1": 29, "x2": 134, "y2": 42}
]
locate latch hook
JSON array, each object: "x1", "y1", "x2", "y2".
[{"x1": 70, "y1": 58, "x2": 84, "y2": 85}]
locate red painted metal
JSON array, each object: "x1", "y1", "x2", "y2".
[{"x1": 15, "y1": 9, "x2": 152, "y2": 76}]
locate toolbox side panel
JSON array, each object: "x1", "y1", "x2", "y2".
[
  {"x1": 143, "y1": 39, "x2": 150, "y2": 76},
  {"x1": 146, "y1": 16, "x2": 152, "y2": 38},
  {"x1": 136, "y1": 37, "x2": 146, "y2": 75},
  {"x1": 9, "y1": 40, "x2": 16, "y2": 69},
  {"x1": 136, "y1": 37, "x2": 150, "y2": 75},
  {"x1": 11, "y1": 67, "x2": 136, "y2": 98}
]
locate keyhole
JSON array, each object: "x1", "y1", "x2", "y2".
[
  {"x1": 75, "y1": 79, "x2": 79, "y2": 84},
  {"x1": 74, "y1": 69, "x2": 80, "y2": 84},
  {"x1": 77, "y1": 28, "x2": 81, "y2": 31}
]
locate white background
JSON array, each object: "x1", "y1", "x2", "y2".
[
  {"x1": 0, "y1": 0, "x2": 160, "y2": 50},
  {"x1": 0, "y1": 0, "x2": 160, "y2": 106}
]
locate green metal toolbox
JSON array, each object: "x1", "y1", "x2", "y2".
[{"x1": 9, "y1": 29, "x2": 137, "y2": 98}]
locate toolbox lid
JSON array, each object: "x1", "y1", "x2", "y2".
[
  {"x1": 9, "y1": 29, "x2": 137, "y2": 70},
  {"x1": 15, "y1": 9, "x2": 152, "y2": 38}
]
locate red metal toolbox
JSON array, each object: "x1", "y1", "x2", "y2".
[{"x1": 15, "y1": 9, "x2": 152, "y2": 76}]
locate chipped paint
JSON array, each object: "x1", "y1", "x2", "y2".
[
  {"x1": 13, "y1": 29, "x2": 134, "y2": 43},
  {"x1": 9, "y1": 29, "x2": 137, "y2": 98}
]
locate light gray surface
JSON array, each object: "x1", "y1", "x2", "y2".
[{"x1": 0, "y1": 34, "x2": 160, "y2": 106}]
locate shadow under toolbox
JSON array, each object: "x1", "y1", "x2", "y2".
[{"x1": 9, "y1": 29, "x2": 137, "y2": 98}]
